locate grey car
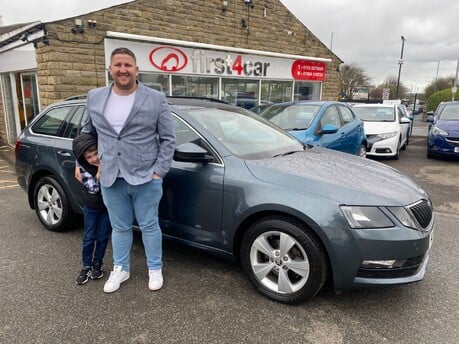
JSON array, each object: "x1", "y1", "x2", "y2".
[{"x1": 15, "y1": 97, "x2": 434, "y2": 304}]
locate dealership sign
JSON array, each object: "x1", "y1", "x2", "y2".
[
  {"x1": 106, "y1": 38, "x2": 327, "y2": 81},
  {"x1": 291, "y1": 60, "x2": 326, "y2": 81}
]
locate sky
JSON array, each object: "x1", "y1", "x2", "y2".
[{"x1": 1, "y1": 0, "x2": 458, "y2": 93}]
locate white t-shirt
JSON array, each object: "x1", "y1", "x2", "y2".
[{"x1": 104, "y1": 91, "x2": 136, "y2": 134}]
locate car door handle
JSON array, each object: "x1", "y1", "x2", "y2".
[{"x1": 57, "y1": 150, "x2": 72, "y2": 157}]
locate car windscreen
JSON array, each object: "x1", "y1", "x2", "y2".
[
  {"x1": 353, "y1": 107, "x2": 395, "y2": 122},
  {"x1": 439, "y1": 105, "x2": 459, "y2": 120},
  {"x1": 185, "y1": 108, "x2": 304, "y2": 160},
  {"x1": 260, "y1": 104, "x2": 319, "y2": 130}
]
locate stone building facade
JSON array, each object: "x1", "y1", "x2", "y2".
[{"x1": 0, "y1": 0, "x2": 342, "y2": 145}]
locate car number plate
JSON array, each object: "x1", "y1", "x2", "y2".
[{"x1": 454, "y1": 147, "x2": 459, "y2": 153}]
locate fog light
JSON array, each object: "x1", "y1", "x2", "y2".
[{"x1": 361, "y1": 259, "x2": 406, "y2": 269}]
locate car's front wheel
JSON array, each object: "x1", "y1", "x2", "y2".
[
  {"x1": 33, "y1": 176, "x2": 73, "y2": 232},
  {"x1": 241, "y1": 217, "x2": 327, "y2": 304},
  {"x1": 357, "y1": 144, "x2": 367, "y2": 158}
]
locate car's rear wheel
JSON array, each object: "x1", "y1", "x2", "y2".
[
  {"x1": 33, "y1": 176, "x2": 73, "y2": 232},
  {"x1": 241, "y1": 217, "x2": 327, "y2": 304}
]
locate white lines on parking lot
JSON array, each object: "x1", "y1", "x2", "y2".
[{"x1": 0, "y1": 159, "x2": 18, "y2": 189}]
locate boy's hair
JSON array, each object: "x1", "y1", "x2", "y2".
[
  {"x1": 84, "y1": 144, "x2": 98, "y2": 155},
  {"x1": 110, "y1": 47, "x2": 137, "y2": 63}
]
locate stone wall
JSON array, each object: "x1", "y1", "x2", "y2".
[
  {"x1": 0, "y1": 85, "x2": 4, "y2": 143},
  {"x1": 36, "y1": 0, "x2": 342, "y2": 106}
]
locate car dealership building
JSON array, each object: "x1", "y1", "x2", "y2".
[{"x1": 0, "y1": 0, "x2": 342, "y2": 145}]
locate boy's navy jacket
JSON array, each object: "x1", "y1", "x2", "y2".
[{"x1": 72, "y1": 133, "x2": 105, "y2": 210}]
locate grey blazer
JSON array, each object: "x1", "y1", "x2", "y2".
[{"x1": 82, "y1": 82, "x2": 176, "y2": 187}]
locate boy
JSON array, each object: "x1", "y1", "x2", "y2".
[{"x1": 72, "y1": 133, "x2": 111, "y2": 285}]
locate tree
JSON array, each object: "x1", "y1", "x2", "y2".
[
  {"x1": 378, "y1": 75, "x2": 409, "y2": 100},
  {"x1": 339, "y1": 63, "x2": 371, "y2": 100},
  {"x1": 423, "y1": 76, "x2": 456, "y2": 100}
]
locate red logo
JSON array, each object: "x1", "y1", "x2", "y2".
[
  {"x1": 149, "y1": 46, "x2": 188, "y2": 72},
  {"x1": 291, "y1": 60, "x2": 326, "y2": 81}
]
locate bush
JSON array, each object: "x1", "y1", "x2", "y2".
[{"x1": 426, "y1": 88, "x2": 459, "y2": 112}]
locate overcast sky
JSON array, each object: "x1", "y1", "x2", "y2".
[{"x1": 1, "y1": 0, "x2": 458, "y2": 93}]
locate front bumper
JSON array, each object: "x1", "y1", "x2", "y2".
[
  {"x1": 366, "y1": 135, "x2": 399, "y2": 157},
  {"x1": 330, "y1": 219, "x2": 434, "y2": 291}
]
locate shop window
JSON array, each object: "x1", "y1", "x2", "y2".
[
  {"x1": 221, "y1": 78, "x2": 259, "y2": 109},
  {"x1": 294, "y1": 82, "x2": 321, "y2": 101},
  {"x1": 138, "y1": 73, "x2": 169, "y2": 94},
  {"x1": 260, "y1": 80, "x2": 293, "y2": 105},
  {"x1": 171, "y1": 75, "x2": 218, "y2": 98},
  {"x1": 20, "y1": 73, "x2": 40, "y2": 127}
]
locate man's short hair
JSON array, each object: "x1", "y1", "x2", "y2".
[{"x1": 110, "y1": 47, "x2": 137, "y2": 63}]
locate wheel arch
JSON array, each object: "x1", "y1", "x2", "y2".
[{"x1": 29, "y1": 169, "x2": 82, "y2": 215}]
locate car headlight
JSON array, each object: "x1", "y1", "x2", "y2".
[
  {"x1": 431, "y1": 126, "x2": 448, "y2": 136},
  {"x1": 377, "y1": 132, "x2": 397, "y2": 140},
  {"x1": 387, "y1": 206, "x2": 420, "y2": 229},
  {"x1": 340, "y1": 206, "x2": 393, "y2": 229}
]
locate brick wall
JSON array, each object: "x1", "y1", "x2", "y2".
[{"x1": 35, "y1": 0, "x2": 342, "y2": 106}]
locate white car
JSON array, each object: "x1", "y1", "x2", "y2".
[{"x1": 352, "y1": 103, "x2": 412, "y2": 159}]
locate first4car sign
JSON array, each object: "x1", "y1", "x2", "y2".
[{"x1": 106, "y1": 38, "x2": 327, "y2": 81}]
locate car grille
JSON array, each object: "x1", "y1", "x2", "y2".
[
  {"x1": 445, "y1": 137, "x2": 459, "y2": 147},
  {"x1": 357, "y1": 255, "x2": 424, "y2": 278},
  {"x1": 408, "y1": 199, "x2": 433, "y2": 230}
]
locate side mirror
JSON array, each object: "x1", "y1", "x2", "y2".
[
  {"x1": 400, "y1": 117, "x2": 411, "y2": 124},
  {"x1": 173, "y1": 142, "x2": 214, "y2": 164},
  {"x1": 425, "y1": 115, "x2": 434, "y2": 123},
  {"x1": 320, "y1": 124, "x2": 339, "y2": 134}
]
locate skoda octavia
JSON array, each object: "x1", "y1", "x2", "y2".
[{"x1": 15, "y1": 97, "x2": 434, "y2": 304}]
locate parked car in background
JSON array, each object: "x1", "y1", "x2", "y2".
[
  {"x1": 426, "y1": 101, "x2": 459, "y2": 159},
  {"x1": 15, "y1": 97, "x2": 434, "y2": 304},
  {"x1": 259, "y1": 101, "x2": 367, "y2": 157},
  {"x1": 352, "y1": 103, "x2": 411, "y2": 159}
]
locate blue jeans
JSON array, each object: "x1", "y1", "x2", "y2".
[
  {"x1": 82, "y1": 206, "x2": 111, "y2": 267},
  {"x1": 101, "y1": 178, "x2": 163, "y2": 272}
]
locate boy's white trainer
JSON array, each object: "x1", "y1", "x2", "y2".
[{"x1": 103, "y1": 265, "x2": 130, "y2": 293}]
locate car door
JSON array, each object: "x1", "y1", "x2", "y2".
[
  {"x1": 337, "y1": 104, "x2": 364, "y2": 154},
  {"x1": 160, "y1": 115, "x2": 224, "y2": 248},
  {"x1": 316, "y1": 104, "x2": 346, "y2": 152},
  {"x1": 397, "y1": 105, "x2": 409, "y2": 146}
]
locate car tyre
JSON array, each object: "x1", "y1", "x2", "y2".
[
  {"x1": 393, "y1": 140, "x2": 401, "y2": 160},
  {"x1": 357, "y1": 144, "x2": 367, "y2": 158},
  {"x1": 241, "y1": 216, "x2": 327, "y2": 304},
  {"x1": 33, "y1": 176, "x2": 73, "y2": 232}
]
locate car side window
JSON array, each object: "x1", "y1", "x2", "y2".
[
  {"x1": 320, "y1": 105, "x2": 341, "y2": 128},
  {"x1": 63, "y1": 106, "x2": 87, "y2": 138},
  {"x1": 339, "y1": 105, "x2": 355, "y2": 124},
  {"x1": 173, "y1": 115, "x2": 218, "y2": 163},
  {"x1": 31, "y1": 106, "x2": 74, "y2": 136}
]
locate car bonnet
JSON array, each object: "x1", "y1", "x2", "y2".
[
  {"x1": 244, "y1": 147, "x2": 427, "y2": 205},
  {"x1": 436, "y1": 120, "x2": 459, "y2": 135},
  {"x1": 363, "y1": 121, "x2": 398, "y2": 135}
]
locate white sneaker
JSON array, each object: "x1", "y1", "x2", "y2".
[
  {"x1": 103, "y1": 265, "x2": 130, "y2": 293},
  {"x1": 148, "y1": 269, "x2": 163, "y2": 291}
]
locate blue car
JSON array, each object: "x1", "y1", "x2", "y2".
[
  {"x1": 260, "y1": 101, "x2": 367, "y2": 157},
  {"x1": 426, "y1": 101, "x2": 459, "y2": 159}
]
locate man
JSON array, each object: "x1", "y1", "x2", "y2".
[{"x1": 82, "y1": 47, "x2": 176, "y2": 293}]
